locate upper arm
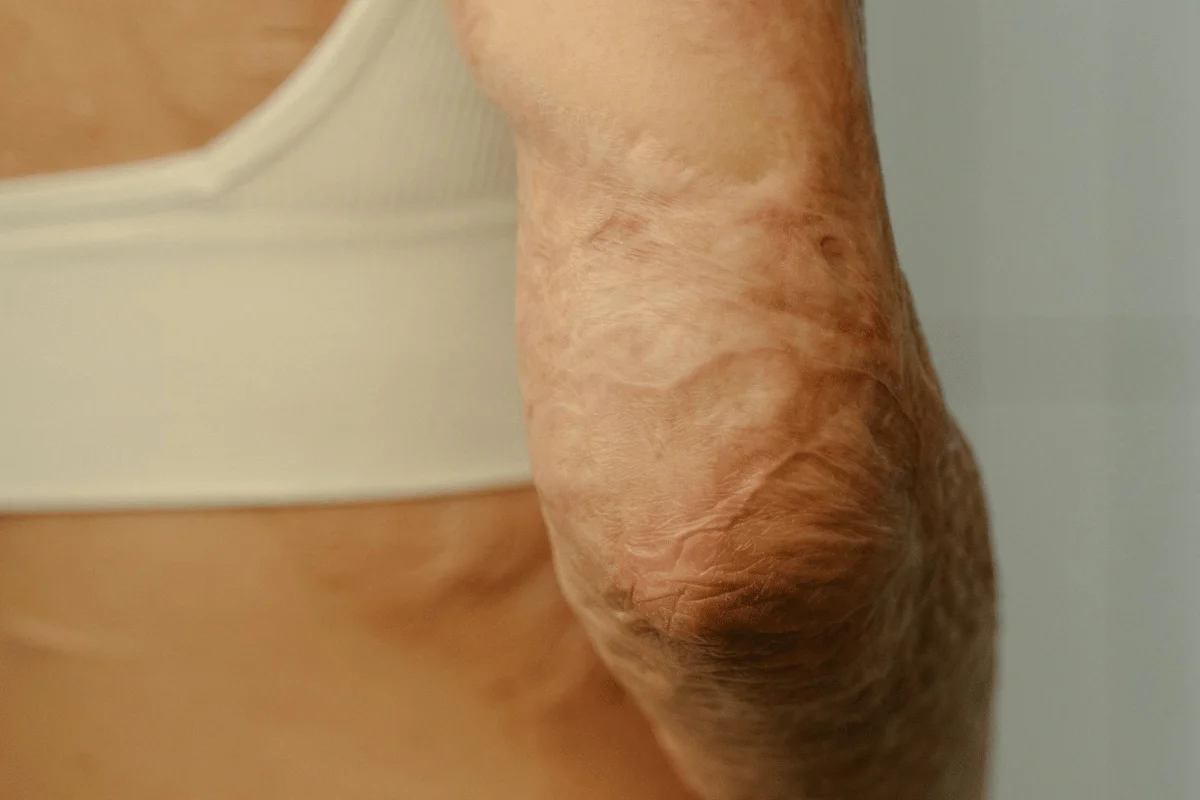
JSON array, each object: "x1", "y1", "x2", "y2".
[
  {"x1": 442, "y1": 0, "x2": 913, "y2": 483},
  {"x1": 443, "y1": 0, "x2": 923, "y2": 557},
  {"x1": 445, "y1": 0, "x2": 872, "y2": 180}
]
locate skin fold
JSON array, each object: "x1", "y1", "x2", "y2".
[{"x1": 447, "y1": 0, "x2": 998, "y2": 797}]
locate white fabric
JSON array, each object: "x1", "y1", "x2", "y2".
[{"x1": 0, "y1": 0, "x2": 530, "y2": 511}]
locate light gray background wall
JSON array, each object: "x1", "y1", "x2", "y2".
[{"x1": 866, "y1": 2, "x2": 1199, "y2": 798}]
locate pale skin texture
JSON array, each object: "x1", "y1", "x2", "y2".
[{"x1": 0, "y1": 1, "x2": 996, "y2": 799}]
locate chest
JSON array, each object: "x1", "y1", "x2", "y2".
[{"x1": 0, "y1": 0, "x2": 347, "y2": 178}]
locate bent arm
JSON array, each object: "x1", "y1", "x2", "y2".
[{"x1": 448, "y1": 2, "x2": 997, "y2": 797}]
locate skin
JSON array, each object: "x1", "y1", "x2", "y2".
[
  {"x1": 0, "y1": 0, "x2": 349, "y2": 177},
  {"x1": 0, "y1": 1, "x2": 996, "y2": 798},
  {"x1": 0, "y1": 496, "x2": 694, "y2": 800}
]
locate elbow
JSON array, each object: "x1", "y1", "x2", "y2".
[
  {"x1": 614, "y1": 450, "x2": 916, "y2": 651},
  {"x1": 526, "y1": 350, "x2": 923, "y2": 651}
]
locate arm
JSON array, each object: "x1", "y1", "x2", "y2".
[{"x1": 448, "y1": 2, "x2": 997, "y2": 798}]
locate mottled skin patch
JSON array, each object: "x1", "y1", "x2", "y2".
[{"x1": 448, "y1": 1, "x2": 996, "y2": 798}]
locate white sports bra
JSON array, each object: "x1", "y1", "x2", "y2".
[{"x1": 0, "y1": 0, "x2": 531, "y2": 512}]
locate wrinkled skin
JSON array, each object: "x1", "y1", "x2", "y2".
[{"x1": 449, "y1": 0, "x2": 997, "y2": 797}]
